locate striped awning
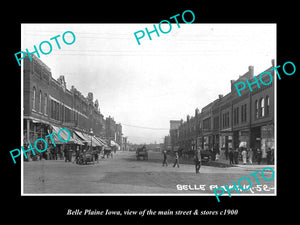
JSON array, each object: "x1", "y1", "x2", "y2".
[
  {"x1": 72, "y1": 132, "x2": 85, "y2": 145},
  {"x1": 73, "y1": 130, "x2": 90, "y2": 143},
  {"x1": 50, "y1": 125, "x2": 75, "y2": 144},
  {"x1": 73, "y1": 131, "x2": 102, "y2": 147},
  {"x1": 94, "y1": 136, "x2": 108, "y2": 147}
]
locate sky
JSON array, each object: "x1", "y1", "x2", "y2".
[{"x1": 22, "y1": 23, "x2": 276, "y2": 144}]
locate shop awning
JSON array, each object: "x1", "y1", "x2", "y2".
[
  {"x1": 94, "y1": 136, "x2": 108, "y2": 147},
  {"x1": 73, "y1": 131, "x2": 103, "y2": 147},
  {"x1": 110, "y1": 140, "x2": 120, "y2": 150},
  {"x1": 91, "y1": 136, "x2": 103, "y2": 147},
  {"x1": 73, "y1": 130, "x2": 90, "y2": 143},
  {"x1": 81, "y1": 132, "x2": 98, "y2": 147},
  {"x1": 50, "y1": 125, "x2": 75, "y2": 144},
  {"x1": 72, "y1": 132, "x2": 85, "y2": 145}
]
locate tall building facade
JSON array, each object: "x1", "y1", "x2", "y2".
[
  {"x1": 173, "y1": 60, "x2": 275, "y2": 160},
  {"x1": 169, "y1": 120, "x2": 181, "y2": 150},
  {"x1": 23, "y1": 55, "x2": 122, "y2": 148}
]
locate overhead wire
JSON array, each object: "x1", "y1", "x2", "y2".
[{"x1": 122, "y1": 123, "x2": 169, "y2": 130}]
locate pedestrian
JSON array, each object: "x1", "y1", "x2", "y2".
[
  {"x1": 74, "y1": 146, "x2": 80, "y2": 164},
  {"x1": 162, "y1": 149, "x2": 168, "y2": 166},
  {"x1": 225, "y1": 149, "x2": 228, "y2": 160},
  {"x1": 194, "y1": 148, "x2": 201, "y2": 173},
  {"x1": 63, "y1": 145, "x2": 67, "y2": 162},
  {"x1": 256, "y1": 148, "x2": 262, "y2": 165},
  {"x1": 234, "y1": 148, "x2": 239, "y2": 164},
  {"x1": 67, "y1": 146, "x2": 73, "y2": 162},
  {"x1": 215, "y1": 146, "x2": 220, "y2": 161},
  {"x1": 95, "y1": 149, "x2": 99, "y2": 163},
  {"x1": 173, "y1": 151, "x2": 180, "y2": 168},
  {"x1": 53, "y1": 146, "x2": 58, "y2": 160},
  {"x1": 270, "y1": 148, "x2": 274, "y2": 164},
  {"x1": 228, "y1": 148, "x2": 234, "y2": 165},
  {"x1": 241, "y1": 148, "x2": 247, "y2": 165},
  {"x1": 266, "y1": 147, "x2": 272, "y2": 164},
  {"x1": 37, "y1": 142, "x2": 43, "y2": 160},
  {"x1": 248, "y1": 148, "x2": 253, "y2": 165}
]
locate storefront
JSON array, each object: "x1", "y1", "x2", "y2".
[
  {"x1": 261, "y1": 124, "x2": 274, "y2": 158},
  {"x1": 23, "y1": 118, "x2": 50, "y2": 145},
  {"x1": 219, "y1": 132, "x2": 233, "y2": 159},
  {"x1": 202, "y1": 135, "x2": 213, "y2": 150},
  {"x1": 191, "y1": 138, "x2": 197, "y2": 151},
  {"x1": 196, "y1": 137, "x2": 202, "y2": 150},
  {"x1": 235, "y1": 129, "x2": 250, "y2": 148},
  {"x1": 220, "y1": 132, "x2": 233, "y2": 150}
]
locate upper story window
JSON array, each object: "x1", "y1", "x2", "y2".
[
  {"x1": 44, "y1": 94, "x2": 48, "y2": 115},
  {"x1": 222, "y1": 112, "x2": 230, "y2": 128},
  {"x1": 266, "y1": 95, "x2": 270, "y2": 116},
  {"x1": 32, "y1": 87, "x2": 36, "y2": 111},
  {"x1": 39, "y1": 91, "x2": 42, "y2": 113},
  {"x1": 256, "y1": 97, "x2": 268, "y2": 119},
  {"x1": 259, "y1": 98, "x2": 265, "y2": 117},
  {"x1": 255, "y1": 100, "x2": 258, "y2": 119},
  {"x1": 241, "y1": 104, "x2": 247, "y2": 123}
]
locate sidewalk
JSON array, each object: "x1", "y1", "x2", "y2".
[
  {"x1": 166, "y1": 153, "x2": 275, "y2": 170},
  {"x1": 213, "y1": 157, "x2": 275, "y2": 171}
]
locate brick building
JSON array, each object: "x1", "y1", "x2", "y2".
[
  {"x1": 23, "y1": 55, "x2": 122, "y2": 149},
  {"x1": 105, "y1": 116, "x2": 123, "y2": 149},
  {"x1": 173, "y1": 60, "x2": 275, "y2": 160},
  {"x1": 115, "y1": 123, "x2": 123, "y2": 148},
  {"x1": 169, "y1": 120, "x2": 181, "y2": 149}
]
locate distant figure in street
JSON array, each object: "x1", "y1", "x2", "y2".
[
  {"x1": 53, "y1": 146, "x2": 58, "y2": 160},
  {"x1": 74, "y1": 146, "x2": 80, "y2": 164},
  {"x1": 173, "y1": 152, "x2": 180, "y2": 168},
  {"x1": 248, "y1": 148, "x2": 253, "y2": 165},
  {"x1": 162, "y1": 149, "x2": 168, "y2": 166},
  {"x1": 225, "y1": 149, "x2": 228, "y2": 160},
  {"x1": 266, "y1": 147, "x2": 272, "y2": 164},
  {"x1": 270, "y1": 148, "x2": 274, "y2": 165},
  {"x1": 229, "y1": 148, "x2": 234, "y2": 165},
  {"x1": 63, "y1": 145, "x2": 68, "y2": 162},
  {"x1": 241, "y1": 148, "x2": 247, "y2": 165},
  {"x1": 234, "y1": 148, "x2": 239, "y2": 164},
  {"x1": 95, "y1": 150, "x2": 99, "y2": 163},
  {"x1": 256, "y1": 148, "x2": 262, "y2": 165},
  {"x1": 194, "y1": 148, "x2": 201, "y2": 173}
]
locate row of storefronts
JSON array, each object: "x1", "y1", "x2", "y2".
[
  {"x1": 23, "y1": 54, "x2": 121, "y2": 155},
  {"x1": 171, "y1": 61, "x2": 275, "y2": 160},
  {"x1": 23, "y1": 117, "x2": 120, "y2": 151}
]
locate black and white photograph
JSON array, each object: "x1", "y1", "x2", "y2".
[
  {"x1": 21, "y1": 23, "x2": 276, "y2": 196},
  {"x1": 4, "y1": 3, "x2": 299, "y2": 223}
]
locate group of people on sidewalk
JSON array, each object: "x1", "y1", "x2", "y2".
[
  {"x1": 162, "y1": 148, "x2": 202, "y2": 174},
  {"x1": 227, "y1": 147, "x2": 274, "y2": 165},
  {"x1": 161, "y1": 146, "x2": 274, "y2": 172},
  {"x1": 23, "y1": 142, "x2": 68, "y2": 161},
  {"x1": 23, "y1": 142, "x2": 115, "y2": 165}
]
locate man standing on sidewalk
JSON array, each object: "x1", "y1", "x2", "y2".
[
  {"x1": 173, "y1": 151, "x2": 180, "y2": 168},
  {"x1": 194, "y1": 148, "x2": 201, "y2": 174},
  {"x1": 162, "y1": 149, "x2": 168, "y2": 166},
  {"x1": 229, "y1": 148, "x2": 234, "y2": 165}
]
